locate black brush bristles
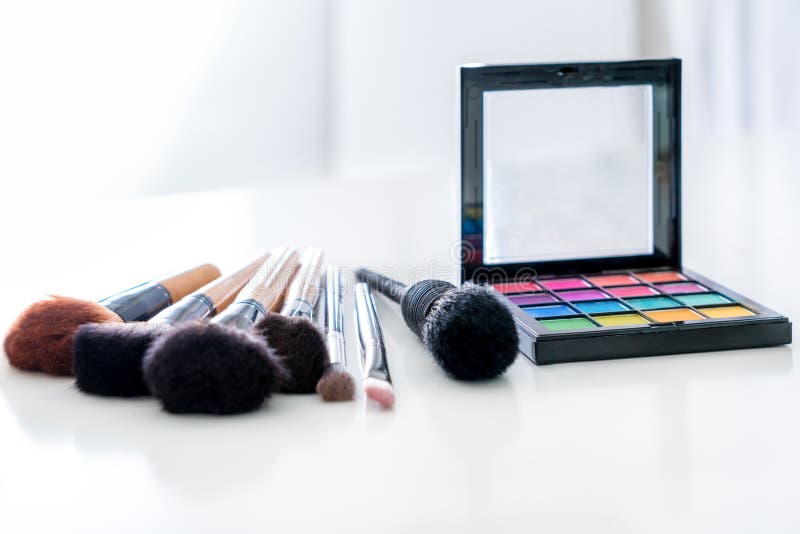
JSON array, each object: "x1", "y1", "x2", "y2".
[
  {"x1": 73, "y1": 322, "x2": 170, "y2": 397},
  {"x1": 142, "y1": 322, "x2": 287, "y2": 415},
  {"x1": 355, "y1": 269, "x2": 519, "y2": 381},
  {"x1": 253, "y1": 313, "x2": 328, "y2": 394},
  {"x1": 420, "y1": 283, "x2": 518, "y2": 381}
]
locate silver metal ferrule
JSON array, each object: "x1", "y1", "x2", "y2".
[
  {"x1": 281, "y1": 297, "x2": 314, "y2": 320},
  {"x1": 354, "y1": 283, "x2": 391, "y2": 382},
  {"x1": 324, "y1": 266, "x2": 346, "y2": 366}
]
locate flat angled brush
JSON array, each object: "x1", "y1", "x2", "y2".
[
  {"x1": 73, "y1": 253, "x2": 269, "y2": 397},
  {"x1": 4, "y1": 263, "x2": 221, "y2": 376},
  {"x1": 143, "y1": 246, "x2": 300, "y2": 415},
  {"x1": 354, "y1": 269, "x2": 518, "y2": 380}
]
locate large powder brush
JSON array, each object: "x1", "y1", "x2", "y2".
[
  {"x1": 4, "y1": 263, "x2": 221, "y2": 376},
  {"x1": 73, "y1": 253, "x2": 269, "y2": 397},
  {"x1": 252, "y1": 247, "x2": 328, "y2": 394},
  {"x1": 143, "y1": 246, "x2": 300, "y2": 415},
  {"x1": 354, "y1": 269, "x2": 519, "y2": 381}
]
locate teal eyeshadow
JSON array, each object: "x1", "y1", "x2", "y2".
[
  {"x1": 522, "y1": 304, "x2": 577, "y2": 318},
  {"x1": 574, "y1": 300, "x2": 630, "y2": 314},
  {"x1": 675, "y1": 293, "x2": 733, "y2": 306},
  {"x1": 624, "y1": 296, "x2": 681, "y2": 310}
]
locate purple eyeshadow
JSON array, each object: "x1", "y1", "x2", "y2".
[
  {"x1": 656, "y1": 282, "x2": 708, "y2": 295},
  {"x1": 508, "y1": 293, "x2": 557, "y2": 306},
  {"x1": 556, "y1": 289, "x2": 611, "y2": 302}
]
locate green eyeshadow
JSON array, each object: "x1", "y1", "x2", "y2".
[
  {"x1": 675, "y1": 292, "x2": 733, "y2": 306},
  {"x1": 539, "y1": 317, "x2": 597, "y2": 331},
  {"x1": 624, "y1": 296, "x2": 681, "y2": 310}
]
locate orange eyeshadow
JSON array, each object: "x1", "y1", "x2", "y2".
[
  {"x1": 699, "y1": 306, "x2": 756, "y2": 318},
  {"x1": 634, "y1": 271, "x2": 687, "y2": 284},
  {"x1": 586, "y1": 274, "x2": 639, "y2": 286},
  {"x1": 644, "y1": 308, "x2": 706, "y2": 322}
]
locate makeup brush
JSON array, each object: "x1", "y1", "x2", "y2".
[
  {"x1": 354, "y1": 269, "x2": 519, "y2": 381},
  {"x1": 354, "y1": 282, "x2": 394, "y2": 407},
  {"x1": 73, "y1": 253, "x2": 269, "y2": 397},
  {"x1": 143, "y1": 246, "x2": 300, "y2": 415},
  {"x1": 4, "y1": 263, "x2": 221, "y2": 376},
  {"x1": 316, "y1": 266, "x2": 356, "y2": 401},
  {"x1": 252, "y1": 247, "x2": 328, "y2": 394}
]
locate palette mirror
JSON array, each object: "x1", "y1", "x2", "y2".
[{"x1": 482, "y1": 84, "x2": 654, "y2": 265}]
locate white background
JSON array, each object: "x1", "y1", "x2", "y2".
[{"x1": 1, "y1": 1, "x2": 799, "y2": 532}]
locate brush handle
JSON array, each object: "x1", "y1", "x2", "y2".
[
  {"x1": 325, "y1": 266, "x2": 346, "y2": 366},
  {"x1": 150, "y1": 253, "x2": 269, "y2": 325},
  {"x1": 354, "y1": 283, "x2": 391, "y2": 383},
  {"x1": 99, "y1": 263, "x2": 220, "y2": 322},
  {"x1": 212, "y1": 246, "x2": 300, "y2": 330},
  {"x1": 281, "y1": 247, "x2": 325, "y2": 319},
  {"x1": 197, "y1": 253, "x2": 270, "y2": 313},
  {"x1": 354, "y1": 268, "x2": 407, "y2": 304},
  {"x1": 156, "y1": 263, "x2": 221, "y2": 302}
]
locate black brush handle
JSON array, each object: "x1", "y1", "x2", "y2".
[{"x1": 354, "y1": 269, "x2": 408, "y2": 304}]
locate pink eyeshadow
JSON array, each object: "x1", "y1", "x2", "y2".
[
  {"x1": 539, "y1": 278, "x2": 590, "y2": 291},
  {"x1": 606, "y1": 285, "x2": 660, "y2": 298},
  {"x1": 492, "y1": 281, "x2": 541, "y2": 294},
  {"x1": 656, "y1": 282, "x2": 708, "y2": 294},
  {"x1": 556, "y1": 289, "x2": 611, "y2": 301},
  {"x1": 508, "y1": 293, "x2": 557, "y2": 306}
]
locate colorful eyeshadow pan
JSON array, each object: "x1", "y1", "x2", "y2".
[
  {"x1": 575, "y1": 300, "x2": 630, "y2": 314},
  {"x1": 539, "y1": 317, "x2": 597, "y2": 331},
  {"x1": 606, "y1": 285, "x2": 660, "y2": 298},
  {"x1": 644, "y1": 308, "x2": 706, "y2": 322},
  {"x1": 522, "y1": 304, "x2": 577, "y2": 318},
  {"x1": 675, "y1": 293, "x2": 733, "y2": 306},
  {"x1": 508, "y1": 293, "x2": 557, "y2": 306},
  {"x1": 593, "y1": 313, "x2": 651, "y2": 327},
  {"x1": 493, "y1": 281, "x2": 541, "y2": 294},
  {"x1": 624, "y1": 296, "x2": 681, "y2": 310},
  {"x1": 539, "y1": 278, "x2": 590, "y2": 290},
  {"x1": 556, "y1": 289, "x2": 610, "y2": 302},
  {"x1": 699, "y1": 305, "x2": 756, "y2": 318},
  {"x1": 634, "y1": 271, "x2": 687, "y2": 283},
  {"x1": 586, "y1": 274, "x2": 639, "y2": 286},
  {"x1": 657, "y1": 282, "x2": 708, "y2": 294}
]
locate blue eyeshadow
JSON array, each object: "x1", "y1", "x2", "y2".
[
  {"x1": 574, "y1": 300, "x2": 630, "y2": 314},
  {"x1": 522, "y1": 304, "x2": 577, "y2": 318}
]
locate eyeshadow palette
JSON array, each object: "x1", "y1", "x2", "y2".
[
  {"x1": 459, "y1": 59, "x2": 791, "y2": 364},
  {"x1": 491, "y1": 268, "x2": 790, "y2": 363}
]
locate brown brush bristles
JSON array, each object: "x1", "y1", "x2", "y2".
[
  {"x1": 316, "y1": 362, "x2": 356, "y2": 402},
  {"x1": 4, "y1": 295, "x2": 122, "y2": 376},
  {"x1": 252, "y1": 313, "x2": 328, "y2": 394}
]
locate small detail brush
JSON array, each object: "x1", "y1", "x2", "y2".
[
  {"x1": 316, "y1": 266, "x2": 355, "y2": 401},
  {"x1": 4, "y1": 263, "x2": 221, "y2": 376},
  {"x1": 354, "y1": 282, "x2": 394, "y2": 407},
  {"x1": 252, "y1": 247, "x2": 328, "y2": 394},
  {"x1": 143, "y1": 246, "x2": 299, "y2": 415},
  {"x1": 73, "y1": 253, "x2": 269, "y2": 397},
  {"x1": 354, "y1": 269, "x2": 518, "y2": 381}
]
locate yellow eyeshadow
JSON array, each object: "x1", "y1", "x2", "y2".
[
  {"x1": 594, "y1": 313, "x2": 650, "y2": 326},
  {"x1": 644, "y1": 308, "x2": 705, "y2": 322},
  {"x1": 699, "y1": 305, "x2": 755, "y2": 318}
]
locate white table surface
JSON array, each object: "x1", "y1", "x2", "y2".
[{"x1": 1, "y1": 135, "x2": 798, "y2": 533}]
